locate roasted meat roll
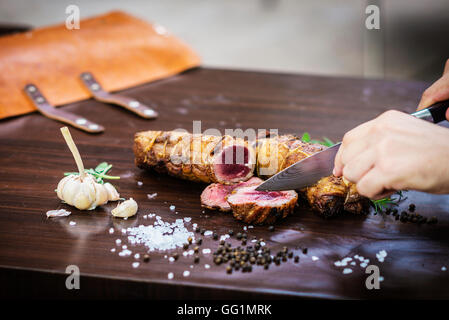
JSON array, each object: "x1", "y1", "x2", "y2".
[
  {"x1": 256, "y1": 133, "x2": 369, "y2": 217},
  {"x1": 134, "y1": 130, "x2": 256, "y2": 184}
]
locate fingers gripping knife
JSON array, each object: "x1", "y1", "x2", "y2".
[{"x1": 256, "y1": 100, "x2": 449, "y2": 191}]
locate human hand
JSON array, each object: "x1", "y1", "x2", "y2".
[
  {"x1": 333, "y1": 110, "x2": 449, "y2": 199},
  {"x1": 418, "y1": 58, "x2": 449, "y2": 120}
]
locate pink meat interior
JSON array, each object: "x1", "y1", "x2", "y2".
[
  {"x1": 227, "y1": 185, "x2": 296, "y2": 206},
  {"x1": 214, "y1": 145, "x2": 251, "y2": 182}
]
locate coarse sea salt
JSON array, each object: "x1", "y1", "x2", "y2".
[
  {"x1": 202, "y1": 249, "x2": 211, "y2": 254},
  {"x1": 109, "y1": 228, "x2": 114, "y2": 234},
  {"x1": 123, "y1": 216, "x2": 194, "y2": 251},
  {"x1": 110, "y1": 248, "x2": 116, "y2": 253},
  {"x1": 343, "y1": 268, "x2": 353, "y2": 274},
  {"x1": 442, "y1": 266, "x2": 447, "y2": 271},
  {"x1": 116, "y1": 239, "x2": 122, "y2": 245},
  {"x1": 134, "y1": 253, "x2": 140, "y2": 259},
  {"x1": 69, "y1": 221, "x2": 76, "y2": 226},
  {"x1": 169, "y1": 205, "x2": 176, "y2": 211},
  {"x1": 137, "y1": 181, "x2": 143, "y2": 186},
  {"x1": 183, "y1": 270, "x2": 190, "y2": 277},
  {"x1": 119, "y1": 249, "x2": 132, "y2": 257},
  {"x1": 312, "y1": 256, "x2": 319, "y2": 261},
  {"x1": 204, "y1": 264, "x2": 210, "y2": 269},
  {"x1": 132, "y1": 262, "x2": 140, "y2": 268},
  {"x1": 168, "y1": 272, "x2": 174, "y2": 280},
  {"x1": 204, "y1": 231, "x2": 213, "y2": 236}
]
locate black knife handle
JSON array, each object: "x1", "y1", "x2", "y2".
[{"x1": 411, "y1": 99, "x2": 449, "y2": 123}]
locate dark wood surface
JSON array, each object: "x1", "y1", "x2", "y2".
[{"x1": 1, "y1": 68, "x2": 448, "y2": 299}]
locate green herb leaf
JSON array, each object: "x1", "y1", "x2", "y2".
[
  {"x1": 301, "y1": 132, "x2": 311, "y2": 143},
  {"x1": 64, "y1": 162, "x2": 120, "y2": 185},
  {"x1": 302, "y1": 132, "x2": 335, "y2": 147},
  {"x1": 371, "y1": 191, "x2": 407, "y2": 214}
]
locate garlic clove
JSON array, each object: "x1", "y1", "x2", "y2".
[
  {"x1": 111, "y1": 198, "x2": 138, "y2": 218},
  {"x1": 104, "y1": 182, "x2": 120, "y2": 201},
  {"x1": 56, "y1": 175, "x2": 72, "y2": 200},
  {"x1": 91, "y1": 183, "x2": 108, "y2": 209},
  {"x1": 61, "y1": 175, "x2": 81, "y2": 206}
]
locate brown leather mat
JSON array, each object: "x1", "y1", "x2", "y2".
[{"x1": 0, "y1": 11, "x2": 201, "y2": 119}]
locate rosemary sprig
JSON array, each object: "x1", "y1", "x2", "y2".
[
  {"x1": 301, "y1": 132, "x2": 335, "y2": 147},
  {"x1": 64, "y1": 162, "x2": 120, "y2": 184},
  {"x1": 371, "y1": 191, "x2": 407, "y2": 214}
]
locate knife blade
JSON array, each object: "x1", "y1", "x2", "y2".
[
  {"x1": 255, "y1": 143, "x2": 341, "y2": 191},
  {"x1": 256, "y1": 100, "x2": 449, "y2": 191}
]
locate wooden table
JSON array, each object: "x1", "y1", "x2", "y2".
[{"x1": 1, "y1": 68, "x2": 448, "y2": 299}]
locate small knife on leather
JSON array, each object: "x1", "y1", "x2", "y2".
[{"x1": 256, "y1": 100, "x2": 449, "y2": 191}]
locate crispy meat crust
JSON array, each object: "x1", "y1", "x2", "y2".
[{"x1": 134, "y1": 130, "x2": 255, "y2": 184}]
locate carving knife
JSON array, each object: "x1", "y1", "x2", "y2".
[{"x1": 256, "y1": 100, "x2": 449, "y2": 191}]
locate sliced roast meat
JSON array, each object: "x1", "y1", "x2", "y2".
[
  {"x1": 227, "y1": 186, "x2": 298, "y2": 225},
  {"x1": 200, "y1": 177, "x2": 263, "y2": 212}
]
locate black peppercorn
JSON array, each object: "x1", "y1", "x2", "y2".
[
  {"x1": 294, "y1": 256, "x2": 299, "y2": 263},
  {"x1": 196, "y1": 238, "x2": 203, "y2": 245},
  {"x1": 302, "y1": 248, "x2": 308, "y2": 254},
  {"x1": 409, "y1": 204, "x2": 416, "y2": 212},
  {"x1": 226, "y1": 266, "x2": 232, "y2": 274},
  {"x1": 194, "y1": 256, "x2": 200, "y2": 263},
  {"x1": 143, "y1": 254, "x2": 150, "y2": 262}
]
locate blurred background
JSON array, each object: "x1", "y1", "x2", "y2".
[{"x1": 0, "y1": 0, "x2": 448, "y2": 82}]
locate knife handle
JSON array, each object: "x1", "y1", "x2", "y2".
[{"x1": 411, "y1": 100, "x2": 449, "y2": 123}]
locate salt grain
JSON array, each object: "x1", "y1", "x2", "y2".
[
  {"x1": 134, "y1": 253, "x2": 140, "y2": 259},
  {"x1": 122, "y1": 245, "x2": 127, "y2": 249},
  {"x1": 132, "y1": 262, "x2": 140, "y2": 268},
  {"x1": 202, "y1": 249, "x2": 211, "y2": 254},
  {"x1": 169, "y1": 205, "x2": 176, "y2": 211},
  {"x1": 147, "y1": 193, "x2": 158, "y2": 200},
  {"x1": 169, "y1": 257, "x2": 175, "y2": 262},
  {"x1": 343, "y1": 268, "x2": 353, "y2": 274},
  {"x1": 69, "y1": 221, "x2": 76, "y2": 226},
  {"x1": 109, "y1": 228, "x2": 114, "y2": 234},
  {"x1": 110, "y1": 248, "x2": 116, "y2": 252},
  {"x1": 204, "y1": 264, "x2": 210, "y2": 269},
  {"x1": 137, "y1": 181, "x2": 143, "y2": 186},
  {"x1": 116, "y1": 239, "x2": 122, "y2": 245},
  {"x1": 119, "y1": 249, "x2": 132, "y2": 257},
  {"x1": 168, "y1": 272, "x2": 174, "y2": 279},
  {"x1": 183, "y1": 270, "x2": 190, "y2": 277},
  {"x1": 312, "y1": 256, "x2": 319, "y2": 261},
  {"x1": 442, "y1": 266, "x2": 447, "y2": 271},
  {"x1": 204, "y1": 231, "x2": 213, "y2": 236}
]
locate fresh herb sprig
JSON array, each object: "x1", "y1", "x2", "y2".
[
  {"x1": 371, "y1": 191, "x2": 407, "y2": 214},
  {"x1": 64, "y1": 162, "x2": 120, "y2": 184},
  {"x1": 301, "y1": 132, "x2": 335, "y2": 147}
]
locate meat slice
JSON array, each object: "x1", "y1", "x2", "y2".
[
  {"x1": 200, "y1": 177, "x2": 263, "y2": 212},
  {"x1": 227, "y1": 186, "x2": 298, "y2": 225}
]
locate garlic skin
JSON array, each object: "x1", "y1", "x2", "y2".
[
  {"x1": 56, "y1": 174, "x2": 120, "y2": 210},
  {"x1": 111, "y1": 198, "x2": 138, "y2": 218}
]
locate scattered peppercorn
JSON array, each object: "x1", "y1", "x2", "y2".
[
  {"x1": 143, "y1": 254, "x2": 150, "y2": 262},
  {"x1": 196, "y1": 238, "x2": 203, "y2": 245},
  {"x1": 294, "y1": 256, "x2": 299, "y2": 263},
  {"x1": 172, "y1": 253, "x2": 179, "y2": 261},
  {"x1": 228, "y1": 229, "x2": 234, "y2": 236},
  {"x1": 409, "y1": 204, "x2": 416, "y2": 212},
  {"x1": 302, "y1": 248, "x2": 308, "y2": 254},
  {"x1": 213, "y1": 233, "x2": 218, "y2": 240},
  {"x1": 194, "y1": 256, "x2": 200, "y2": 263},
  {"x1": 268, "y1": 225, "x2": 275, "y2": 232},
  {"x1": 236, "y1": 233, "x2": 242, "y2": 240},
  {"x1": 226, "y1": 266, "x2": 232, "y2": 274},
  {"x1": 187, "y1": 236, "x2": 193, "y2": 244},
  {"x1": 183, "y1": 243, "x2": 189, "y2": 250}
]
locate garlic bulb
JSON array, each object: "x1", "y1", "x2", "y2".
[
  {"x1": 111, "y1": 198, "x2": 138, "y2": 218},
  {"x1": 56, "y1": 127, "x2": 120, "y2": 210},
  {"x1": 56, "y1": 174, "x2": 120, "y2": 210}
]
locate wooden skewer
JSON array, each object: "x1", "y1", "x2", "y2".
[{"x1": 60, "y1": 126, "x2": 86, "y2": 179}]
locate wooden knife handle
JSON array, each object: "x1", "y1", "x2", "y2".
[{"x1": 411, "y1": 100, "x2": 449, "y2": 123}]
